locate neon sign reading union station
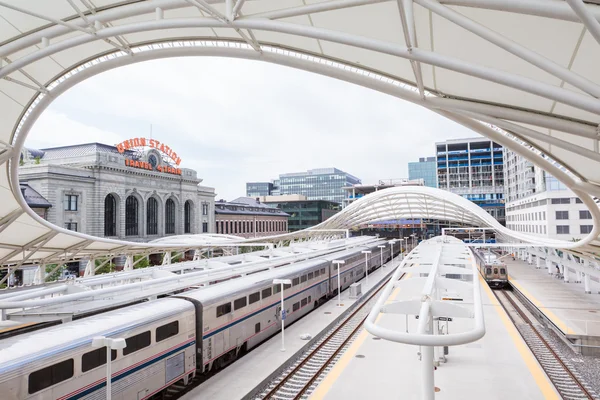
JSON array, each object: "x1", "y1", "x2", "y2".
[{"x1": 116, "y1": 137, "x2": 182, "y2": 175}]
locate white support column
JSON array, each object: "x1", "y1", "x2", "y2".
[
  {"x1": 536, "y1": 256, "x2": 541, "y2": 269},
  {"x1": 584, "y1": 273, "x2": 591, "y2": 294},
  {"x1": 83, "y1": 259, "x2": 95, "y2": 277},
  {"x1": 546, "y1": 258, "x2": 552, "y2": 275},
  {"x1": 162, "y1": 252, "x2": 172, "y2": 265},
  {"x1": 563, "y1": 265, "x2": 570, "y2": 283},
  {"x1": 33, "y1": 264, "x2": 45, "y2": 285},
  {"x1": 123, "y1": 255, "x2": 134, "y2": 272},
  {"x1": 528, "y1": 253, "x2": 532, "y2": 265}
]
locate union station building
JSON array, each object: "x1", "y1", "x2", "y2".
[{"x1": 19, "y1": 139, "x2": 216, "y2": 242}]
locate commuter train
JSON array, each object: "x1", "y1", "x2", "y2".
[
  {"x1": 0, "y1": 241, "x2": 393, "y2": 400},
  {"x1": 473, "y1": 249, "x2": 508, "y2": 289}
]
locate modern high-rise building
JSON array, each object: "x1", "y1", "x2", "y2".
[
  {"x1": 260, "y1": 195, "x2": 340, "y2": 231},
  {"x1": 503, "y1": 149, "x2": 593, "y2": 239},
  {"x1": 342, "y1": 178, "x2": 424, "y2": 208},
  {"x1": 246, "y1": 182, "x2": 274, "y2": 197},
  {"x1": 436, "y1": 138, "x2": 505, "y2": 224},
  {"x1": 248, "y1": 168, "x2": 361, "y2": 204},
  {"x1": 408, "y1": 157, "x2": 437, "y2": 188}
]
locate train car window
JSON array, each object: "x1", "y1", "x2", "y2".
[
  {"x1": 234, "y1": 297, "x2": 247, "y2": 310},
  {"x1": 292, "y1": 277, "x2": 300, "y2": 286},
  {"x1": 293, "y1": 302, "x2": 300, "y2": 312},
  {"x1": 308, "y1": 296, "x2": 312, "y2": 303},
  {"x1": 301, "y1": 275, "x2": 307, "y2": 283},
  {"x1": 350, "y1": 271, "x2": 354, "y2": 277},
  {"x1": 301, "y1": 298, "x2": 307, "y2": 307},
  {"x1": 493, "y1": 268, "x2": 499, "y2": 274},
  {"x1": 321, "y1": 268, "x2": 326, "y2": 275},
  {"x1": 156, "y1": 321, "x2": 179, "y2": 342},
  {"x1": 500, "y1": 268, "x2": 506, "y2": 275},
  {"x1": 249, "y1": 292, "x2": 260, "y2": 304},
  {"x1": 216, "y1": 302, "x2": 232, "y2": 317},
  {"x1": 315, "y1": 270, "x2": 320, "y2": 278},
  {"x1": 273, "y1": 285, "x2": 280, "y2": 294},
  {"x1": 29, "y1": 358, "x2": 74, "y2": 394},
  {"x1": 308, "y1": 272, "x2": 314, "y2": 280},
  {"x1": 123, "y1": 331, "x2": 151, "y2": 356},
  {"x1": 81, "y1": 347, "x2": 117, "y2": 373},
  {"x1": 262, "y1": 287, "x2": 272, "y2": 299},
  {"x1": 333, "y1": 264, "x2": 338, "y2": 271},
  {"x1": 486, "y1": 268, "x2": 492, "y2": 274},
  {"x1": 255, "y1": 323, "x2": 261, "y2": 334}
]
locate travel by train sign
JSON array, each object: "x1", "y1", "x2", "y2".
[{"x1": 116, "y1": 137, "x2": 182, "y2": 175}]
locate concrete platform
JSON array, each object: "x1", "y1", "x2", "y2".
[
  {"x1": 181, "y1": 259, "x2": 401, "y2": 400},
  {"x1": 307, "y1": 275, "x2": 560, "y2": 400},
  {"x1": 507, "y1": 257, "x2": 600, "y2": 337}
]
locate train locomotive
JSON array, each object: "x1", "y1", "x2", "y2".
[
  {"x1": 0, "y1": 240, "x2": 393, "y2": 400},
  {"x1": 473, "y1": 249, "x2": 508, "y2": 289}
]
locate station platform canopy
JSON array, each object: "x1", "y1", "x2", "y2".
[{"x1": 0, "y1": 0, "x2": 600, "y2": 269}]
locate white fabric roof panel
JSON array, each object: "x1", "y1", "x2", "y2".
[{"x1": 0, "y1": 0, "x2": 599, "y2": 271}]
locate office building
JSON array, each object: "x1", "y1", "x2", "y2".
[
  {"x1": 342, "y1": 178, "x2": 424, "y2": 208},
  {"x1": 248, "y1": 168, "x2": 361, "y2": 204},
  {"x1": 504, "y1": 149, "x2": 594, "y2": 239},
  {"x1": 215, "y1": 197, "x2": 289, "y2": 238},
  {"x1": 436, "y1": 138, "x2": 505, "y2": 224},
  {"x1": 408, "y1": 157, "x2": 437, "y2": 188},
  {"x1": 246, "y1": 182, "x2": 274, "y2": 197},
  {"x1": 19, "y1": 139, "x2": 216, "y2": 242},
  {"x1": 260, "y1": 195, "x2": 340, "y2": 231}
]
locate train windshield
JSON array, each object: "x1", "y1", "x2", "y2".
[
  {"x1": 493, "y1": 268, "x2": 498, "y2": 274},
  {"x1": 486, "y1": 268, "x2": 492, "y2": 275},
  {"x1": 500, "y1": 268, "x2": 506, "y2": 275}
]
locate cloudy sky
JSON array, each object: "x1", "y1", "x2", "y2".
[{"x1": 27, "y1": 57, "x2": 478, "y2": 200}]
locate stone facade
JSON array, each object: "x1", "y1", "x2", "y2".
[{"x1": 19, "y1": 143, "x2": 215, "y2": 242}]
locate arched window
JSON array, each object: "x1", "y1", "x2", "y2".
[
  {"x1": 184, "y1": 201, "x2": 192, "y2": 234},
  {"x1": 147, "y1": 197, "x2": 158, "y2": 235},
  {"x1": 165, "y1": 198, "x2": 175, "y2": 234},
  {"x1": 125, "y1": 196, "x2": 138, "y2": 236},
  {"x1": 104, "y1": 194, "x2": 117, "y2": 237}
]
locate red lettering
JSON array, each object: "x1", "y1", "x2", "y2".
[
  {"x1": 133, "y1": 138, "x2": 140, "y2": 147},
  {"x1": 123, "y1": 141, "x2": 130, "y2": 150},
  {"x1": 129, "y1": 139, "x2": 135, "y2": 149},
  {"x1": 140, "y1": 138, "x2": 146, "y2": 146},
  {"x1": 117, "y1": 143, "x2": 125, "y2": 153},
  {"x1": 176, "y1": 157, "x2": 181, "y2": 166},
  {"x1": 165, "y1": 146, "x2": 171, "y2": 156},
  {"x1": 159, "y1": 143, "x2": 165, "y2": 153}
]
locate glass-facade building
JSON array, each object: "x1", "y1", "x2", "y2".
[
  {"x1": 278, "y1": 168, "x2": 361, "y2": 204},
  {"x1": 436, "y1": 138, "x2": 505, "y2": 224},
  {"x1": 246, "y1": 182, "x2": 274, "y2": 197},
  {"x1": 265, "y1": 199, "x2": 340, "y2": 231},
  {"x1": 408, "y1": 157, "x2": 437, "y2": 188}
]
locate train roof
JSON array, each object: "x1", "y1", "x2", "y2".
[
  {"x1": 175, "y1": 258, "x2": 330, "y2": 305},
  {"x1": 0, "y1": 298, "x2": 193, "y2": 375}
]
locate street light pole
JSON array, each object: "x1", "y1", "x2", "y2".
[
  {"x1": 378, "y1": 245, "x2": 385, "y2": 268},
  {"x1": 389, "y1": 240, "x2": 397, "y2": 266},
  {"x1": 92, "y1": 336, "x2": 126, "y2": 400},
  {"x1": 333, "y1": 260, "x2": 345, "y2": 307},
  {"x1": 273, "y1": 278, "x2": 292, "y2": 351},
  {"x1": 361, "y1": 250, "x2": 371, "y2": 285}
]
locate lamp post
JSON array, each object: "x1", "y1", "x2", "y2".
[
  {"x1": 378, "y1": 245, "x2": 386, "y2": 268},
  {"x1": 404, "y1": 236, "x2": 409, "y2": 252},
  {"x1": 92, "y1": 336, "x2": 126, "y2": 400},
  {"x1": 273, "y1": 278, "x2": 292, "y2": 351},
  {"x1": 333, "y1": 260, "x2": 345, "y2": 307},
  {"x1": 389, "y1": 240, "x2": 397, "y2": 266},
  {"x1": 361, "y1": 250, "x2": 371, "y2": 285}
]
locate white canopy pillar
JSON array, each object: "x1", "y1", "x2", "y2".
[
  {"x1": 162, "y1": 252, "x2": 172, "y2": 265},
  {"x1": 584, "y1": 273, "x2": 591, "y2": 294},
  {"x1": 33, "y1": 264, "x2": 45, "y2": 285},
  {"x1": 83, "y1": 258, "x2": 95, "y2": 277},
  {"x1": 528, "y1": 253, "x2": 532, "y2": 265},
  {"x1": 536, "y1": 256, "x2": 541, "y2": 269},
  {"x1": 546, "y1": 258, "x2": 552, "y2": 274},
  {"x1": 123, "y1": 255, "x2": 134, "y2": 272}
]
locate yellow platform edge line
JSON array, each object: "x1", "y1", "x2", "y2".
[
  {"x1": 309, "y1": 274, "x2": 409, "y2": 400},
  {"x1": 508, "y1": 274, "x2": 572, "y2": 334},
  {"x1": 481, "y1": 275, "x2": 560, "y2": 399}
]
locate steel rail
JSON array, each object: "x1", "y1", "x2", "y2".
[
  {"x1": 260, "y1": 273, "x2": 403, "y2": 400},
  {"x1": 495, "y1": 289, "x2": 595, "y2": 400}
]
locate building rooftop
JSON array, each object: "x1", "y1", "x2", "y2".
[
  {"x1": 216, "y1": 197, "x2": 289, "y2": 217},
  {"x1": 19, "y1": 183, "x2": 51, "y2": 209}
]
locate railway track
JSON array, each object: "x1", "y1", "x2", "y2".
[
  {"x1": 255, "y1": 273, "x2": 401, "y2": 400},
  {"x1": 495, "y1": 288, "x2": 597, "y2": 400}
]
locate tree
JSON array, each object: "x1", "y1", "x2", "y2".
[{"x1": 45, "y1": 264, "x2": 63, "y2": 281}]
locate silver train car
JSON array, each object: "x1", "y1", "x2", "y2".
[
  {"x1": 0, "y1": 240, "x2": 395, "y2": 399},
  {"x1": 473, "y1": 249, "x2": 508, "y2": 289},
  {"x1": 0, "y1": 299, "x2": 196, "y2": 400}
]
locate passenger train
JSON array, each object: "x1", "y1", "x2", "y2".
[
  {"x1": 0, "y1": 240, "x2": 394, "y2": 399},
  {"x1": 473, "y1": 249, "x2": 508, "y2": 289}
]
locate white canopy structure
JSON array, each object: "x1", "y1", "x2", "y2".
[{"x1": 1, "y1": 0, "x2": 600, "y2": 269}]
